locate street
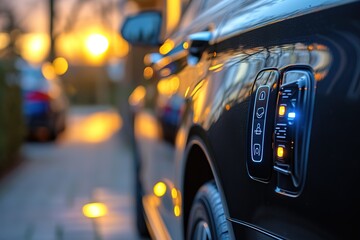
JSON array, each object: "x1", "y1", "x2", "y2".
[{"x1": 0, "y1": 106, "x2": 144, "y2": 240}]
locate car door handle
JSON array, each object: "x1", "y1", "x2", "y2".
[
  {"x1": 247, "y1": 66, "x2": 315, "y2": 197},
  {"x1": 187, "y1": 31, "x2": 212, "y2": 65},
  {"x1": 273, "y1": 66, "x2": 316, "y2": 197}
]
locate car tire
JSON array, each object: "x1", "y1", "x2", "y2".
[{"x1": 187, "y1": 181, "x2": 230, "y2": 240}]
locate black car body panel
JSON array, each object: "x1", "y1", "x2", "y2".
[{"x1": 129, "y1": 0, "x2": 360, "y2": 239}]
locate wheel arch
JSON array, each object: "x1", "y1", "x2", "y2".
[{"x1": 182, "y1": 126, "x2": 234, "y2": 239}]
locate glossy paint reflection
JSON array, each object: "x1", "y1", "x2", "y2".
[
  {"x1": 134, "y1": 112, "x2": 162, "y2": 140},
  {"x1": 201, "y1": 43, "x2": 331, "y2": 129}
]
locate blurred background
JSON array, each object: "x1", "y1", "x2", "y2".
[{"x1": 0, "y1": 0, "x2": 184, "y2": 239}]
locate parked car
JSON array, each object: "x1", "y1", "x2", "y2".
[
  {"x1": 122, "y1": 0, "x2": 360, "y2": 239},
  {"x1": 17, "y1": 59, "x2": 68, "y2": 141}
]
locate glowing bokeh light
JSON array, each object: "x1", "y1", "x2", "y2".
[
  {"x1": 0, "y1": 33, "x2": 10, "y2": 50},
  {"x1": 41, "y1": 62, "x2": 57, "y2": 80},
  {"x1": 159, "y1": 39, "x2": 174, "y2": 55},
  {"x1": 64, "y1": 111, "x2": 122, "y2": 143},
  {"x1": 153, "y1": 182, "x2": 167, "y2": 197},
  {"x1": 174, "y1": 205, "x2": 180, "y2": 217},
  {"x1": 53, "y1": 57, "x2": 68, "y2": 75},
  {"x1": 134, "y1": 113, "x2": 161, "y2": 140},
  {"x1": 166, "y1": 0, "x2": 181, "y2": 34},
  {"x1": 113, "y1": 34, "x2": 129, "y2": 58},
  {"x1": 85, "y1": 33, "x2": 109, "y2": 56},
  {"x1": 157, "y1": 76, "x2": 180, "y2": 95},
  {"x1": 171, "y1": 188, "x2": 178, "y2": 199},
  {"x1": 143, "y1": 67, "x2": 154, "y2": 79},
  {"x1": 129, "y1": 85, "x2": 146, "y2": 106},
  {"x1": 82, "y1": 203, "x2": 108, "y2": 218},
  {"x1": 17, "y1": 33, "x2": 49, "y2": 64},
  {"x1": 81, "y1": 113, "x2": 121, "y2": 143}
]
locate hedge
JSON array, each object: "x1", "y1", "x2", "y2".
[{"x1": 0, "y1": 58, "x2": 25, "y2": 171}]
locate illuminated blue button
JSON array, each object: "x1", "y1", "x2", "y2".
[{"x1": 288, "y1": 112, "x2": 296, "y2": 119}]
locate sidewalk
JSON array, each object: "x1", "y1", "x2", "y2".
[{"x1": 0, "y1": 106, "x2": 144, "y2": 240}]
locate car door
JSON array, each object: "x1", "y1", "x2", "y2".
[{"x1": 197, "y1": 0, "x2": 360, "y2": 239}]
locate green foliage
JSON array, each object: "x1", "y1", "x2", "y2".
[{"x1": 0, "y1": 58, "x2": 26, "y2": 170}]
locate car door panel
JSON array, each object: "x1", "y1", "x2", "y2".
[
  {"x1": 198, "y1": 1, "x2": 360, "y2": 239},
  {"x1": 132, "y1": 0, "x2": 360, "y2": 239}
]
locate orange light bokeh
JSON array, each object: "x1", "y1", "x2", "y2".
[
  {"x1": 64, "y1": 111, "x2": 122, "y2": 143},
  {"x1": 82, "y1": 202, "x2": 108, "y2": 218},
  {"x1": 56, "y1": 27, "x2": 129, "y2": 66},
  {"x1": 41, "y1": 62, "x2": 57, "y2": 80},
  {"x1": 53, "y1": 57, "x2": 68, "y2": 75},
  {"x1": 17, "y1": 33, "x2": 50, "y2": 64}
]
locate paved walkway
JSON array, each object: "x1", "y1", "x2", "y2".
[{"x1": 0, "y1": 106, "x2": 145, "y2": 240}]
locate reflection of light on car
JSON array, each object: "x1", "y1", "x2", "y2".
[
  {"x1": 82, "y1": 202, "x2": 108, "y2": 218},
  {"x1": 208, "y1": 63, "x2": 224, "y2": 71},
  {"x1": 174, "y1": 205, "x2": 181, "y2": 217},
  {"x1": 113, "y1": 34, "x2": 130, "y2": 58},
  {"x1": 143, "y1": 67, "x2": 154, "y2": 79},
  {"x1": 157, "y1": 76, "x2": 180, "y2": 95},
  {"x1": 85, "y1": 33, "x2": 109, "y2": 56},
  {"x1": 166, "y1": 0, "x2": 181, "y2": 34},
  {"x1": 153, "y1": 182, "x2": 167, "y2": 197},
  {"x1": 225, "y1": 104, "x2": 231, "y2": 111},
  {"x1": 192, "y1": 80, "x2": 208, "y2": 123},
  {"x1": 53, "y1": 57, "x2": 68, "y2": 75},
  {"x1": 171, "y1": 188, "x2": 178, "y2": 199},
  {"x1": 171, "y1": 187, "x2": 181, "y2": 217},
  {"x1": 159, "y1": 39, "x2": 175, "y2": 55},
  {"x1": 160, "y1": 68, "x2": 172, "y2": 77},
  {"x1": 134, "y1": 112, "x2": 161, "y2": 140},
  {"x1": 129, "y1": 85, "x2": 146, "y2": 106}
]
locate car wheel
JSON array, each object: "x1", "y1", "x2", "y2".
[{"x1": 187, "y1": 181, "x2": 230, "y2": 240}]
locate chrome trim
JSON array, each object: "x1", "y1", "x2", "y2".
[
  {"x1": 143, "y1": 195, "x2": 172, "y2": 240},
  {"x1": 228, "y1": 217, "x2": 284, "y2": 240}
]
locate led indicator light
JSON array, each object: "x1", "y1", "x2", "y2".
[
  {"x1": 279, "y1": 105, "x2": 286, "y2": 116},
  {"x1": 288, "y1": 112, "x2": 296, "y2": 119},
  {"x1": 277, "y1": 146, "x2": 284, "y2": 158}
]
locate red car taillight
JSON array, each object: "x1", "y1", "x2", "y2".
[{"x1": 25, "y1": 91, "x2": 50, "y2": 101}]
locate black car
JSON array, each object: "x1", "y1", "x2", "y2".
[{"x1": 122, "y1": 0, "x2": 360, "y2": 239}]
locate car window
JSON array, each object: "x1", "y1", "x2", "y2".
[{"x1": 171, "y1": 0, "x2": 238, "y2": 43}]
